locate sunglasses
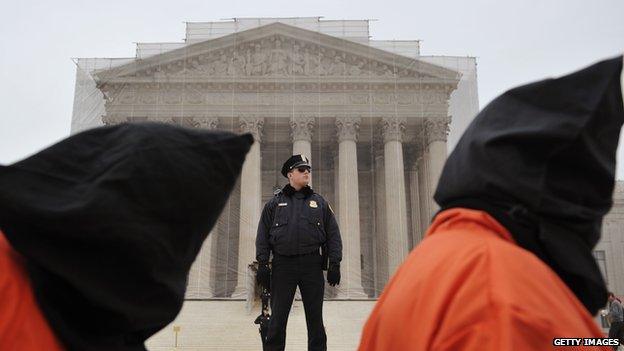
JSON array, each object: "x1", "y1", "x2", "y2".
[{"x1": 295, "y1": 167, "x2": 311, "y2": 173}]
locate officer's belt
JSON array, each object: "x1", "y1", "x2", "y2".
[{"x1": 274, "y1": 250, "x2": 320, "y2": 258}]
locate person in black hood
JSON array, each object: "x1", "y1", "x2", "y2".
[
  {"x1": 434, "y1": 55, "x2": 624, "y2": 315},
  {"x1": 0, "y1": 122, "x2": 253, "y2": 351}
]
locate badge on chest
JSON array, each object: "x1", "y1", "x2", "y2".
[{"x1": 309, "y1": 200, "x2": 318, "y2": 208}]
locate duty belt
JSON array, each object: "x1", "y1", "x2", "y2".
[{"x1": 275, "y1": 250, "x2": 320, "y2": 258}]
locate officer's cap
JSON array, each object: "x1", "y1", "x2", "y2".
[{"x1": 281, "y1": 154, "x2": 311, "y2": 177}]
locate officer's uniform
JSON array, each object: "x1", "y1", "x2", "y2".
[{"x1": 256, "y1": 155, "x2": 342, "y2": 351}]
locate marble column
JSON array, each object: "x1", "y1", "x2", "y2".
[
  {"x1": 373, "y1": 141, "x2": 388, "y2": 296},
  {"x1": 407, "y1": 149, "x2": 423, "y2": 247},
  {"x1": 290, "y1": 116, "x2": 315, "y2": 184},
  {"x1": 417, "y1": 152, "x2": 431, "y2": 236},
  {"x1": 233, "y1": 116, "x2": 264, "y2": 297},
  {"x1": 381, "y1": 117, "x2": 409, "y2": 277},
  {"x1": 424, "y1": 117, "x2": 450, "y2": 218},
  {"x1": 186, "y1": 117, "x2": 220, "y2": 299},
  {"x1": 335, "y1": 116, "x2": 366, "y2": 297},
  {"x1": 325, "y1": 151, "x2": 341, "y2": 299},
  {"x1": 290, "y1": 116, "x2": 315, "y2": 157}
]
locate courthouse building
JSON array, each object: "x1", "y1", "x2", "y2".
[
  {"x1": 70, "y1": 17, "x2": 624, "y2": 349},
  {"x1": 72, "y1": 17, "x2": 479, "y2": 300}
]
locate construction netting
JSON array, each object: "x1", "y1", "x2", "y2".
[{"x1": 71, "y1": 17, "x2": 479, "y2": 301}]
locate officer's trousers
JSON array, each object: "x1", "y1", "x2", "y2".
[{"x1": 265, "y1": 253, "x2": 326, "y2": 351}]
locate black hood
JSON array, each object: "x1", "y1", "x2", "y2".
[
  {"x1": 434, "y1": 56, "x2": 624, "y2": 314},
  {"x1": 0, "y1": 123, "x2": 253, "y2": 350}
]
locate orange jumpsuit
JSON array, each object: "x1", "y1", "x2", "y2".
[
  {"x1": 359, "y1": 208, "x2": 609, "y2": 351},
  {"x1": 0, "y1": 230, "x2": 64, "y2": 351}
]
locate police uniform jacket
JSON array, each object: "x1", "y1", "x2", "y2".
[{"x1": 255, "y1": 184, "x2": 342, "y2": 265}]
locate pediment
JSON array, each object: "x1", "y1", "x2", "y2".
[{"x1": 95, "y1": 22, "x2": 459, "y2": 84}]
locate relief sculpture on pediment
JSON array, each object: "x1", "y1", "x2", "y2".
[
  {"x1": 267, "y1": 38, "x2": 289, "y2": 75},
  {"x1": 138, "y1": 35, "x2": 427, "y2": 80}
]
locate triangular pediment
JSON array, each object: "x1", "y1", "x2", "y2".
[{"x1": 95, "y1": 22, "x2": 459, "y2": 84}]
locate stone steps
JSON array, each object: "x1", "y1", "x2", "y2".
[{"x1": 146, "y1": 300, "x2": 375, "y2": 351}]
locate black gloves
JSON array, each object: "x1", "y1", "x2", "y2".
[
  {"x1": 327, "y1": 262, "x2": 340, "y2": 286},
  {"x1": 257, "y1": 262, "x2": 271, "y2": 289}
]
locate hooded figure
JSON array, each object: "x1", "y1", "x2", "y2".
[
  {"x1": 0, "y1": 123, "x2": 253, "y2": 351},
  {"x1": 434, "y1": 56, "x2": 624, "y2": 315},
  {"x1": 359, "y1": 56, "x2": 623, "y2": 351}
]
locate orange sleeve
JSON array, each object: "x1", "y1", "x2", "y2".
[{"x1": 0, "y1": 230, "x2": 65, "y2": 351}]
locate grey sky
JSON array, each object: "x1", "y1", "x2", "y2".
[{"x1": 1, "y1": 0, "x2": 623, "y2": 176}]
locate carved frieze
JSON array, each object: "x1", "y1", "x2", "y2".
[
  {"x1": 373, "y1": 94, "x2": 391, "y2": 105},
  {"x1": 349, "y1": 94, "x2": 369, "y2": 105},
  {"x1": 118, "y1": 91, "x2": 136, "y2": 104},
  {"x1": 416, "y1": 91, "x2": 449, "y2": 105},
  {"x1": 130, "y1": 35, "x2": 428, "y2": 80}
]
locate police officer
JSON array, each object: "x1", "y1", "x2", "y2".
[{"x1": 256, "y1": 154, "x2": 342, "y2": 351}]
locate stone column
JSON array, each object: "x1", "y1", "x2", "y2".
[
  {"x1": 290, "y1": 116, "x2": 315, "y2": 157},
  {"x1": 417, "y1": 152, "x2": 431, "y2": 236},
  {"x1": 373, "y1": 141, "x2": 388, "y2": 296},
  {"x1": 381, "y1": 117, "x2": 410, "y2": 277},
  {"x1": 407, "y1": 149, "x2": 423, "y2": 247},
  {"x1": 186, "y1": 117, "x2": 220, "y2": 299},
  {"x1": 290, "y1": 116, "x2": 315, "y2": 184},
  {"x1": 424, "y1": 117, "x2": 450, "y2": 218},
  {"x1": 335, "y1": 116, "x2": 366, "y2": 297},
  {"x1": 233, "y1": 116, "x2": 264, "y2": 297},
  {"x1": 325, "y1": 151, "x2": 340, "y2": 299}
]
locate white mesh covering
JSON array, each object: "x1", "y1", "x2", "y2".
[{"x1": 71, "y1": 17, "x2": 479, "y2": 300}]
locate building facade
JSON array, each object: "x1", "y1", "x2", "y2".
[{"x1": 71, "y1": 17, "x2": 479, "y2": 299}]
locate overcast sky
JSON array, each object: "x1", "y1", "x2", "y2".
[{"x1": 1, "y1": 0, "x2": 623, "y2": 176}]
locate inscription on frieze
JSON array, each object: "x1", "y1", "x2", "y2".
[{"x1": 114, "y1": 91, "x2": 443, "y2": 107}]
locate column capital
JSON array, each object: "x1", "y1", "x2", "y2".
[
  {"x1": 239, "y1": 116, "x2": 264, "y2": 142},
  {"x1": 102, "y1": 115, "x2": 128, "y2": 125},
  {"x1": 380, "y1": 117, "x2": 407, "y2": 143},
  {"x1": 146, "y1": 117, "x2": 171, "y2": 124},
  {"x1": 198, "y1": 117, "x2": 219, "y2": 130},
  {"x1": 424, "y1": 117, "x2": 451, "y2": 144},
  {"x1": 290, "y1": 116, "x2": 316, "y2": 142},
  {"x1": 335, "y1": 116, "x2": 361, "y2": 142}
]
